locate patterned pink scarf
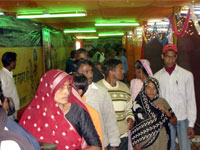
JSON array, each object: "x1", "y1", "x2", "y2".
[{"x1": 19, "y1": 69, "x2": 87, "y2": 150}]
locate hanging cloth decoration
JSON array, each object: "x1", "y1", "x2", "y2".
[
  {"x1": 156, "y1": 23, "x2": 171, "y2": 45},
  {"x1": 169, "y1": 9, "x2": 190, "y2": 37},
  {"x1": 142, "y1": 27, "x2": 149, "y2": 44},
  {"x1": 132, "y1": 32, "x2": 136, "y2": 46},
  {"x1": 142, "y1": 23, "x2": 157, "y2": 45},
  {"x1": 188, "y1": 4, "x2": 200, "y2": 35},
  {"x1": 134, "y1": 29, "x2": 143, "y2": 47},
  {"x1": 136, "y1": 37, "x2": 143, "y2": 47},
  {"x1": 128, "y1": 33, "x2": 135, "y2": 46}
]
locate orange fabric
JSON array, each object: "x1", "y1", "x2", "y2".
[
  {"x1": 124, "y1": 35, "x2": 142, "y2": 81},
  {"x1": 82, "y1": 96, "x2": 104, "y2": 149}
]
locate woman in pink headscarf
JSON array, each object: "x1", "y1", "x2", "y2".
[
  {"x1": 130, "y1": 59, "x2": 153, "y2": 102},
  {"x1": 19, "y1": 69, "x2": 101, "y2": 150}
]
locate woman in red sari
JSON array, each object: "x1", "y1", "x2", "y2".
[{"x1": 19, "y1": 69, "x2": 101, "y2": 150}]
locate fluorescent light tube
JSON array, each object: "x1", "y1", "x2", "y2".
[
  {"x1": 17, "y1": 12, "x2": 87, "y2": 19},
  {"x1": 64, "y1": 29, "x2": 96, "y2": 33},
  {"x1": 147, "y1": 21, "x2": 169, "y2": 26},
  {"x1": 95, "y1": 23, "x2": 139, "y2": 26},
  {"x1": 76, "y1": 36, "x2": 99, "y2": 39},
  {"x1": 98, "y1": 33, "x2": 124, "y2": 36},
  {"x1": 147, "y1": 28, "x2": 168, "y2": 32},
  {"x1": 181, "y1": 10, "x2": 200, "y2": 14},
  {"x1": 136, "y1": 28, "x2": 143, "y2": 31},
  {"x1": 0, "y1": 12, "x2": 4, "y2": 15}
]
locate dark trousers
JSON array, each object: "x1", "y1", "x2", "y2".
[{"x1": 119, "y1": 137, "x2": 128, "y2": 150}]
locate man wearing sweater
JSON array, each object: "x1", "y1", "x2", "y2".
[{"x1": 98, "y1": 59, "x2": 134, "y2": 150}]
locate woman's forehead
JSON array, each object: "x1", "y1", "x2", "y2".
[
  {"x1": 145, "y1": 80, "x2": 158, "y2": 89},
  {"x1": 147, "y1": 80, "x2": 154, "y2": 86}
]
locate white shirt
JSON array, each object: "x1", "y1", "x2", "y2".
[
  {"x1": 154, "y1": 65, "x2": 197, "y2": 127},
  {"x1": 85, "y1": 82, "x2": 121, "y2": 147},
  {"x1": 0, "y1": 67, "x2": 20, "y2": 118}
]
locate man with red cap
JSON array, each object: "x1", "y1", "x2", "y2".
[{"x1": 154, "y1": 44, "x2": 197, "y2": 150}]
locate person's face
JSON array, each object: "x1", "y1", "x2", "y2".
[
  {"x1": 145, "y1": 81, "x2": 157, "y2": 100},
  {"x1": 96, "y1": 64, "x2": 103, "y2": 73},
  {"x1": 76, "y1": 52, "x2": 89, "y2": 60},
  {"x1": 11, "y1": 60, "x2": 16, "y2": 70},
  {"x1": 113, "y1": 64, "x2": 125, "y2": 80},
  {"x1": 135, "y1": 68, "x2": 143, "y2": 79},
  {"x1": 162, "y1": 50, "x2": 177, "y2": 68},
  {"x1": 78, "y1": 64, "x2": 93, "y2": 85},
  {"x1": 54, "y1": 80, "x2": 71, "y2": 104}
]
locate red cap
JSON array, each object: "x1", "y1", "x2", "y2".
[{"x1": 162, "y1": 44, "x2": 178, "y2": 53}]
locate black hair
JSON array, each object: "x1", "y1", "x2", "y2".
[
  {"x1": 88, "y1": 48, "x2": 98, "y2": 58},
  {"x1": 0, "y1": 80, "x2": 4, "y2": 103},
  {"x1": 116, "y1": 48, "x2": 126, "y2": 56},
  {"x1": 70, "y1": 50, "x2": 76, "y2": 58},
  {"x1": 116, "y1": 49, "x2": 121, "y2": 56},
  {"x1": 2, "y1": 52, "x2": 17, "y2": 67},
  {"x1": 75, "y1": 48, "x2": 89, "y2": 59},
  {"x1": 134, "y1": 60, "x2": 149, "y2": 76},
  {"x1": 103, "y1": 58, "x2": 121, "y2": 77},
  {"x1": 72, "y1": 73, "x2": 88, "y2": 97},
  {"x1": 72, "y1": 58, "x2": 93, "y2": 73}
]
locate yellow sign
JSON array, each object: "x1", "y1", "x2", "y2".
[{"x1": 0, "y1": 47, "x2": 44, "y2": 108}]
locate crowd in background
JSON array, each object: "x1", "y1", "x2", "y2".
[{"x1": 0, "y1": 43, "x2": 197, "y2": 150}]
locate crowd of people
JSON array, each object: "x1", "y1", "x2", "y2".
[{"x1": 0, "y1": 43, "x2": 197, "y2": 150}]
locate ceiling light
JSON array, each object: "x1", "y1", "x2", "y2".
[
  {"x1": 0, "y1": 11, "x2": 4, "y2": 15},
  {"x1": 147, "y1": 28, "x2": 168, "y2": 32},
  {"x1": 181, "y1": 6, "x2": 200, "y2": 11},
  {"x1": 128, "y1": 31, "x2": 133, "y2": 35},
  {"x1": 148, "y1": 19, "x2": 162, "y2": 23},
  {"x1": 181, "y1": 10, "x2": 200, "y2": 14},
  {"x1": 181, "y1": 5, "x2": 200, "y2": 14},
  {"x1": 194, "y1": 7, "x2": 200, "y2": 10},
  {"x1": 64, "y1": 29, "x2": 96, "y2": 33},
  {"x1": 136, "y1": 28, "x2": 143, "y2": 31},
  {"x1": 98, "y1": 33, "x2": 124, "y2": 36},
  {"x1": 76, "y1": 36, "x2": 99, "y2": 39},
  {"x1": 16, "y1": 11, "x2": 87, "y2": 19},
  {"x1": 147, "y1": 21, "x2": 169, "y2": 26},
  {"x1": 95, "y1": 23, "x2": 139, "y2": 26}
]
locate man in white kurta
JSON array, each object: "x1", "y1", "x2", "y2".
[
  {"x1": 154, "y1": 44, "x2": 197, "y2": 150},
  {"x1": 0, "y1": 52, "x2": 20, "y2": 120}
]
